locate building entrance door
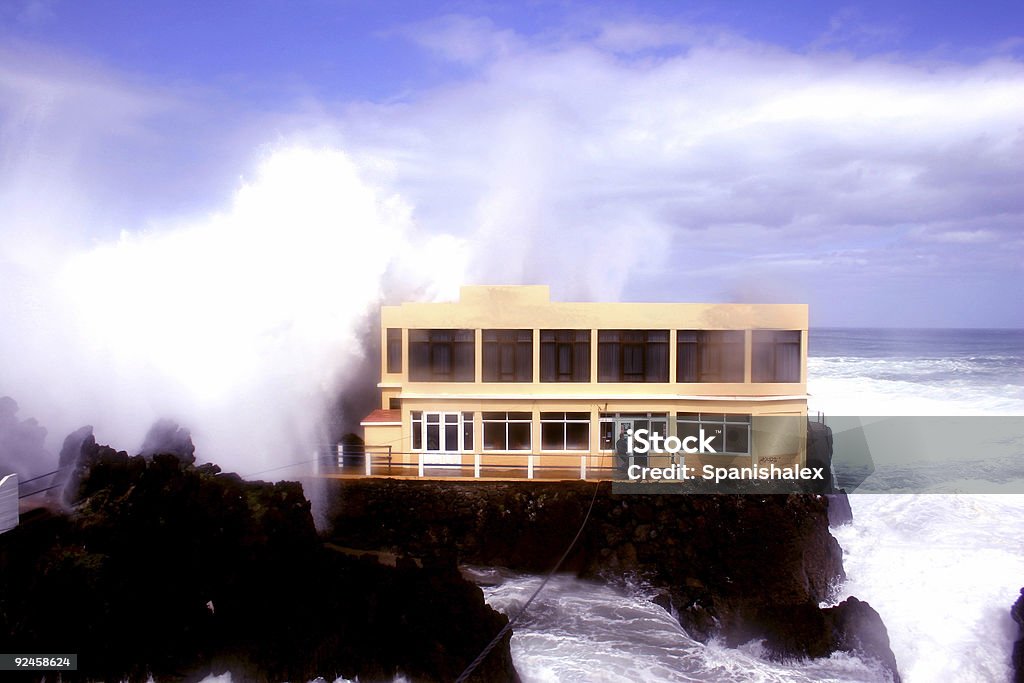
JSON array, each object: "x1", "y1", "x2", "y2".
[
  {"x1": 423, "y1": 412, "x2": 461, "y2": 466},
  {"x1": 613, "y1": 417, "x2": 635, "y2": 470}
]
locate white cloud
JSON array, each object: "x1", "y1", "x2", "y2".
[{"x1": 330, "y1": 20, "x2": 1023, "y2": 315}]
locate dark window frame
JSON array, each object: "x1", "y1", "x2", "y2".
[
  {"x1": 408, "y1": 329, "x2": 475, "y2": 382},
  {"x1": 481, "y1": 411, "x2": 532, "y2": 451},
  {"x1": 751, "y1": 330, "x2": 802, "y2": 383},
  {"x1": 482, "y1": 329, "x2": 533, "y2": 382},
  {"x1": 539, "y1": 412, "x2": 591, "y2": 451},
  {"x1": 677, "y1": 330, "x2": 745, "y2": 383},
  {"x1": 597, "y1": 330, "x2": 669, "y2": 383},
  {"x1": 386, "y1": 328, "x2": 402, "y2": 374},
  {"x1": 540, "y1": 329, "x2": 590, "y2": 382}
]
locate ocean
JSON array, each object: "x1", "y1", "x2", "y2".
[{"x1": 482, "y1": 328, "x2": 1024, "y2": 683}]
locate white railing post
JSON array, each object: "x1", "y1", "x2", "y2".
[
  {"x1": 528, "y1": 454, "x2": 534, "y2": 479},
  {"x1": 364, "y1": 449, "x2": 372, "y2": 476},
  {"x1": 580, "y1": 455, "x2": 586, "y2": 480},
  {"x1": 418, "y1": 452, "x2": 425, "y2": 477},
  {"x1": 474, "y1": 452, "x2": 481, "y2": 478}
]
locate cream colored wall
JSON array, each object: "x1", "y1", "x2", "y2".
[
  {"x1": 368, "y1": 285, "x2": 809, "y2": 470},
  {"x1": 379, "y1": 285, "x2": 808, "y2": 403}
]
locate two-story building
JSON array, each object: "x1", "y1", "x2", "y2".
[{"x1": 359, "y1": 285, "x2": 808, "y2": 479}]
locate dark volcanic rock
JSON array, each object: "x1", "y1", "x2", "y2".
[
  {"x1": 138, "y1": 418, "x2": 196, "y2": 464},
  {"x1": 759, "y1": 597, "x2": 899, "y2": 682},
  {"x1": 827, "y1": 489, "x2": 854, "y2": 527},
  {"x1": 325, "y1": 479, "x2": 898, "y2": 678},
  {"x1": 0, "y1": 436, "x2": 516, "y2": 682},
  {"x1": 1012, "y1": 588, "x2": 1024, "y2": 682}
]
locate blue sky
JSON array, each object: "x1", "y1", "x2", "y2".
[{"x1": 1, "y1": 1, "x2": 1022, "y2": 461}]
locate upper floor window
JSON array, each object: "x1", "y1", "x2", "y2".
[
  {"x1": 677, "y1": 330, "x2": 744, "y2": 383},
  {"x1": 482, "y1": 329, "x2": 532, "y2": 382},
  {"x1": 408, "y1": 329, "x2": 475, "y2": 382},
  {"x1": 540, "y1": 330, "x2": 590, "y2": 382},
  {"x1": 598, "y1": 330, "x2": 669, "y2": 382},
  {"x1": 751, "y1": 330, "x2": 801, "y2": 382},
  {"x1": 386, "y1": 328, "x2": 402, "y2": 373}
]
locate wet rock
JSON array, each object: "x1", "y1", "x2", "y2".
[
  {"x1": 827, "y1": 489, "x2": 854, "y2": 527},
  {"x1": 138, "y1": 419, "x2": 196, "y2": 465},
  {"x1": 1011, "y1": 588, "x2": 1024, "y2": 682},
  {"x1": 324, "y1": 479, "x2": 896, "y2": 679},
  {"x1": 1, "y1": 434, "x2": 517, "y2": 683}
]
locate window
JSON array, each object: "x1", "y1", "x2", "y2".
[
  {"x1": 540, "y1": 330, "x2": 590, "y2": 382},
  {"x1": 540, "y1": 412, "x2": 590, "y2": 451},
  {"x1": 598, "y1": 330, "x2": 669, "y2": 382},
  {"x1": 482, "y1": 412, "x2": 532, "y2": 451},
  {"x1": 676, "y1": 413, "x2": 751, "y2": 455},
  {"x1": 386, "y1": 328, "x2": 402, "y2": 373},
  {"x1": 463, "y1": 412, "x2": 474, "y2": 451},
  {"x1": 408, "y1": 329, "x2": 475, "y2": 382},
  {"x1": 752, "y1": 330, "x2": 801, "y2": 382},
  {"x1": 677, "y1": 330, "x2": 744, "y2": 382},
  {"x1": 411, "y1": 411, "x2": 422, "y2": 449},
  {"x1": 388, "y1": 397, "x2": 401, "y2": 410},
  {"x1": 411, "y1": 411, "x2": 471, "y2": 451},
  {"x1": 482, "y1": 329, "x2": 532, "y2": 382}
]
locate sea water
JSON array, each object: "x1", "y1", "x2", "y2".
[{"x1": 481, "y1": 329, "x2": 1024, "y2": 683}]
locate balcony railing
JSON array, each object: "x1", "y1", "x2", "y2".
[{"x1": 320, "y1": 444, "x2": 619, "y2": 480}]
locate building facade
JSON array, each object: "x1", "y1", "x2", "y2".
[{"x1": 360, "y1": 285, "x2": 808, "y2": 477}]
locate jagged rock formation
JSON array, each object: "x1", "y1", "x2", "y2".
[
  {"x1": 0, "y1": 431, "x2": 517, "y2": 682},
  {"x1": 1012, "y1": 588, "x2": 1024, "y2": 682},
  {"x1": 137, "y1": 419, "x2": 197, "y2": 464},
  {"x1": 325, "y1": 478, "x2": 899, "y2": 681},
  {"x1": 827, "y1": 490, "x2": 854, "y2": 526}
]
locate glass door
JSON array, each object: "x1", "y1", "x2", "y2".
[{"x1": 423, "y1": 412, "x2": 462, "y2": 466}]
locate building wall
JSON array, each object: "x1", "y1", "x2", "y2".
[{"x1": 366, "y1": 285, "x2": 808, "y2": 472}]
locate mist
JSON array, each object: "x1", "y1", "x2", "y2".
[
  {"x1": 1, "y1": 145, "x2": 466, "y2": 477},
  {"x1": 3, "y1": 10, "x2": 1023, "y2": 481}
]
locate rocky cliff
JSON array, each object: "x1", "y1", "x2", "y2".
[
  {"x1": 1, "y1": 430, "x2": 517, "y2": 682},
  {"x1": 325, "y1": 478, "x2": 898, "y2": 681}
]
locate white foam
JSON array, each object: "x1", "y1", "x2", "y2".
[
  {"x1": 832, "y1": 494, "x2": 1024, "y2": 682},
  {"x1": 483, "y1": 575, "x2": 889, "y2": 682}
]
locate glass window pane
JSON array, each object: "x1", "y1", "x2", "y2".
[
  {"x1": 677, "y1": 420, "x2": 700, "y2": 442},
  {"x1": 412, "y1": 418, "x2": 422, "y2": 449},
  {"x1": 508, "y1": 422, "x2": 531, "y2": 450},
  {"x1": 600, "y1": 421, "x2": 614, "y2": 450},
  {"x1": 386, "y1": 328, "x2": 402, "y2": 373},
  {"x1": 426, "y1": 422, "x2": 440, "y2": 450},
  {"x1": 566, "y1": 422, "x2": 589, "y2": 450},
  {"x1": 541, "y1": 422, "x2": 564, "y2": 450},
  {"x1": 463, "y1": 413, "x2": 474, "y2": 451},
  {"x1": 483, "y1": 422, "x2": 506, "y2": 450},
  {"x1": 725, "y1": 424, "x2": 749, "y2": 454}
]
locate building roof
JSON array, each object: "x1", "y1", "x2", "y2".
[{"x1": 360, "y1": 409, "x2": 402, "y2": 426}]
